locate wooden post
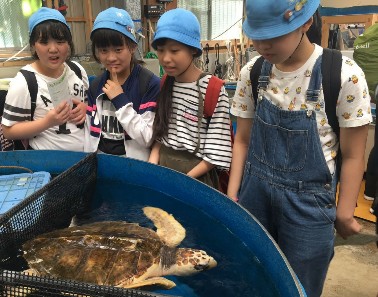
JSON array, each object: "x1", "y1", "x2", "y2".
[
  {"x1": 233, "y1": 39, "x2": 240, "y2": 78},
  {"x1": 84, "y1": 0, "x2": 93, "y2": 42}
]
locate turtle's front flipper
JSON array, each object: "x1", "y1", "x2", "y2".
[
  {"x1": 143, "y1": 207, "x2": 185, "y2": 247},
  {"x1": 120, "y1": 277, "x2": 176, "y2": 289},
  {"x1": 23, "y1": 268, "x2": 39, "y2": 276},
  {"x1": 4, "y1": 269, "x2": 39, "y2": 297}
]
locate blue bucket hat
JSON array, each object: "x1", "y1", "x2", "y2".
[
  {"x1": 243, "y1": 0, "x2": 320, "y2": 40},
  {"x1": 91, "y1": 7, "x2": 137, "y2": 44},
  {"x1": 151, "y1": 8, "x2": 202, "y2": 56},
  {"x1": 28, "y1": 7, "x2": 70, "y2": 36}
]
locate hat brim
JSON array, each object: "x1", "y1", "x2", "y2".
[
  {"x1": 243, "y1": 0, "x2": 319, "y2": 40},
  {"x1": 91, "y1": 21, "x2": 137, "y2": 44},
  {"x1": 152, "y1": 30, "x2": 202, "y2": 56}
]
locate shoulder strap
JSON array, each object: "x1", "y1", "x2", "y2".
[
  {"x1": 66, "y1": 60, "x2": 82, "y2": 80},
  {"x1": 19, "y1": 69, "x2": 38, "y2": 119},
  {"x1": 0, "y1": 90, "x2": 6, "y2": 117},
  {"x1": 160, "y1": 73, "x2": 167, "y2": 88},
  {"x1": 161, "y1": 73, "x2": 224, "y2": 117},
  {"x1": 321, "y1": 48, "x2": 342, "y2": 138},
  {"x1": 88, "y1": 75, "x2": 102, "y2": 100},
  {"x1": 138, "y1": 66, "x2": 154, "y2": 97},
  {"x1": 250, "y1": 56, "x2": 265, "y2": 107},
  {"x1": 203, "y1": 75, "x2": 224, "y2": 117}
]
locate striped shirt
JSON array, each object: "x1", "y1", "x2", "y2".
[{"x1": 160, "y1": 74, "x2": 232, "y2": 170}]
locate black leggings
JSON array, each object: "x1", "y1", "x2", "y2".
[{"x1": 364, "y1": 123, "x2": 378, "y2": 197}]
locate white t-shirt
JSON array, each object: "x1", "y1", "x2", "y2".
[
  {"x1": 2, "y1": 62, "x2": 89, "y2": 151},
  {"x1": 231, "y1": 44, "x2": 372, "y2": 173}
]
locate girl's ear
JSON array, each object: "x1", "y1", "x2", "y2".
[
  {"x1": 94, "y1": 48, "x2": 100, "y2": 60},
  {"x1": 66, "y1": 47, "x2": 71, "y2": 60},
  {"x1": 30, "y1": 45, "x2": 37, "y2": 58},
  {"x1": 302, "y1": 16, "x2": 314, "y2": 33}
]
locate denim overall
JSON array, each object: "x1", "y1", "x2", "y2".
[{"x1": 239, "y1": 57, "x2": 337, "y2": 297}]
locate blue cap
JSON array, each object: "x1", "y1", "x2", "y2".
[
  {"x1": 91, "y1": 7, "x2": 137, "y2": 44},
  {"x1": 243, "y1": 0, "x2": 320, "y2": 40},
  {"x1": 151, "y1": 8, "x2": 202, "y2": 56},
  {"x1": 28, "y1": 7, "x2": 69, "y2": 36}
]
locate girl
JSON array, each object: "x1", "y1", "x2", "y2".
[
  {"x1": 85, "y1": 7, "x2": 160, "y2": 161},
  {"x1": 2, "y1": 7, "x2": 88, "y2": 151},
  {"x1": 228, "y1": 0, "x2": 372, "y2": 296},
  {"x1": 149, "y1": 8, "x2": 232, "y2": 189}
]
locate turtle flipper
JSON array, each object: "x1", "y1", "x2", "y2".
[
  {"x1": 120, "y1": 277, "x2": 176, "y2": 289},
  {"x1": 143, "y1": 207, "x2": 186, "y2": 247},
  {"x1": 4, "y1": 269, "x2": 39, "y2": 297},
  {"x1": 23, "y1": 268, "x2": 39, "y2": 276}
]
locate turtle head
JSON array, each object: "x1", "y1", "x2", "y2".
[{"x1": 166, "y1": 248, "x2": 217, "y2": 276}]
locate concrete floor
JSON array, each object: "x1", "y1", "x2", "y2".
[{"x1": 322, "y1": 218, "x2": 378, "y2": 297}]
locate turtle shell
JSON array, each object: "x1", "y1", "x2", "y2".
[{"x1": 22, "y1": 221, "x2": 164, "y2": 286}]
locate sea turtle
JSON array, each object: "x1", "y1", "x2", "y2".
[{"x1": 21, "y1": 206, "x2": 217, "y2": 290}]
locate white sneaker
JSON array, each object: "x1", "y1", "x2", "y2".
[{"x1": 364, "y1": 194, "x2": 375, "y2": 201}]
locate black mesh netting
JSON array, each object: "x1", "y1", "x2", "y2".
[
  {"x1": 0, "y1": 153, "x2": 178, "y2": 297},
  {"x1": 0, "y1": 270, "x2": 175, "y2": 297}
]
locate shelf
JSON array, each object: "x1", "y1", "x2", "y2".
[{"x1": 321, "y1": 14, "x2": 378, "y2": 48}]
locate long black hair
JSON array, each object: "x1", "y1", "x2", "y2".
[
  {"x1": 152, "y1": 73, "x2": 174, "y2": 140},
  {"x1": 29, "y1": 20, "x2": 74, "y2": 60}
]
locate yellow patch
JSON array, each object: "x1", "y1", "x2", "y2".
[{"x1": 342, "y1": 112, "x2": 351, "y2": 119}]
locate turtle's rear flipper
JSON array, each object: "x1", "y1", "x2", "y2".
[{"x1": 121, "y1": 277, "x2": 176, "y2": 289}]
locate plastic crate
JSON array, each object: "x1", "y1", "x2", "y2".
[{"x1": 0, "y1": 172, "x2": 51, "y2": 215}]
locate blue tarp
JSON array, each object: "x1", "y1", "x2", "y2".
[{"x1": 320, "y1": 5, "x2": 378, "y2": 16}]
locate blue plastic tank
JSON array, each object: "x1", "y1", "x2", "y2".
[{"x1": 0, "y1": 151, "x2": 306, "y2": 297}]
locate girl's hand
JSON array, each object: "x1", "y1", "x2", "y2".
[
  {"x1": 46, "y1": 101, "x2": 71, "y2": 127},
  {"x1": 228, "y1": 195, "x2": 239, "y2": 202},
  {"x1": 335, "y1": 216, "x2": 362, "y2": 239},
  {"x1": 102, "y1": 68, "x2": 123, "y2": 100},
  {"x1": 149, "y1": 142, "x2": 161, "y2": 164},
  {"x1": 70, "y1": 99, "x2": 87, "y2": 125}
]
